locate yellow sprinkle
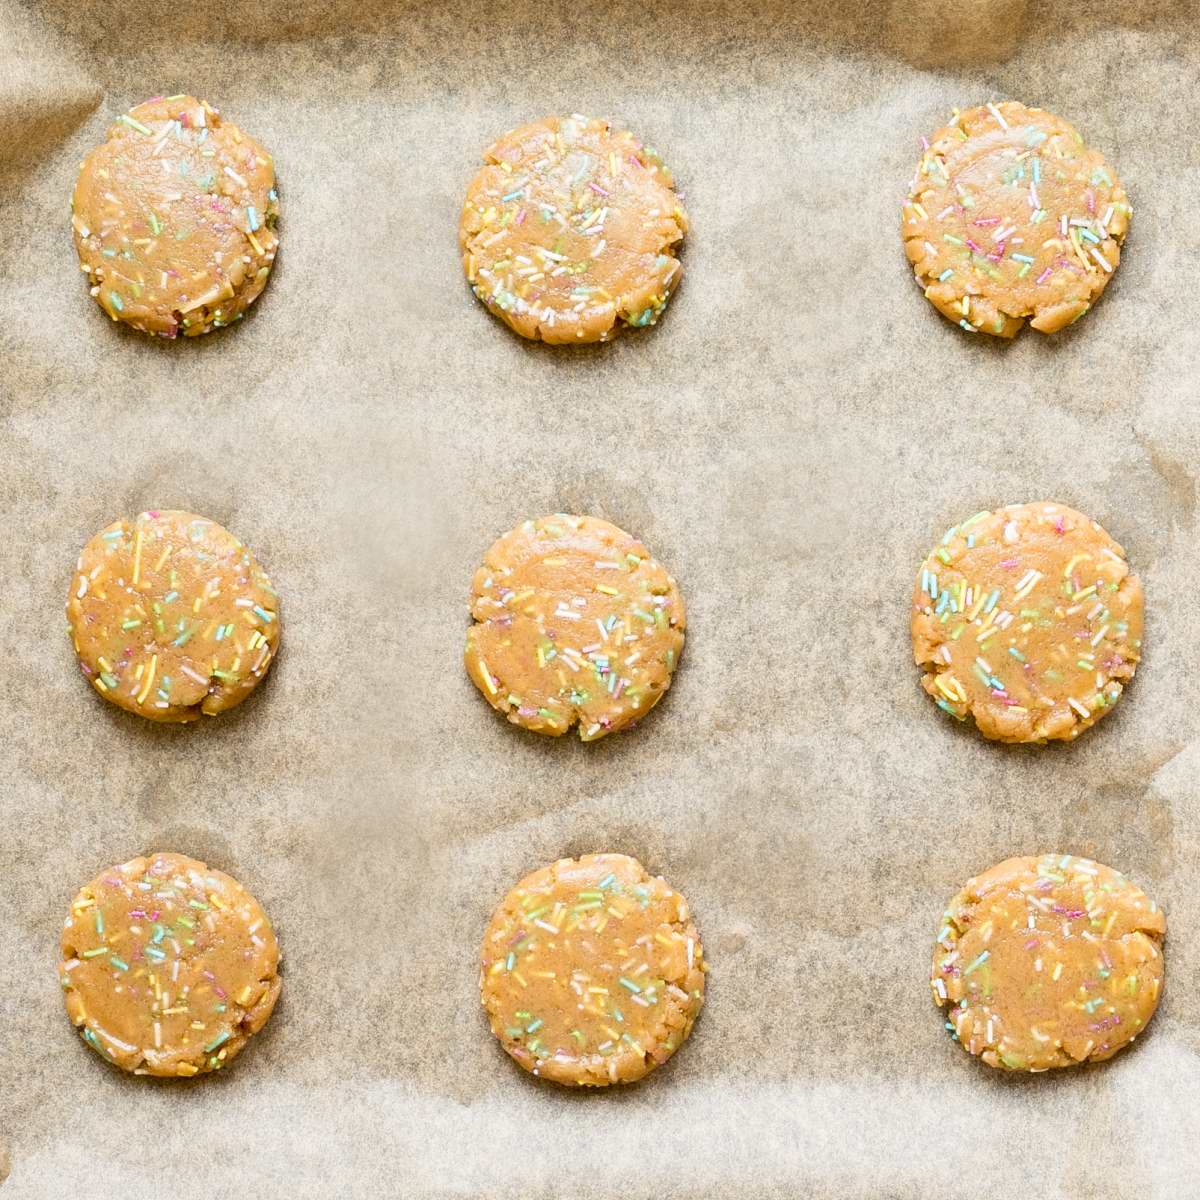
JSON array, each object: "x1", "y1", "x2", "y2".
[
  {"x1": 247, "y1": 230, "x2": 263, "y2": 255},
  {"x1": 478, "y1": 658, "x2": 498, "y2": 695},
  {"x1": 596, "y1": 585, "x2": 619, "y2": 596},
  {"x1": 153, "y1": 546, "x2": 171, "y2": 573},
  {"x1": 131, "y1": 529, "x2": 144, "y2": 586},
  {"x1": 136, "y1": 654, "x2": 158, "y2": 705}
]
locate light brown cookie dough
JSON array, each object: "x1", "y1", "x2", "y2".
[
  {"x1": 480, "y1": 854, "x2": 706, "y2": 1086},
  {"x1": 912, "y1": 502, "x2": 1142, "y2": 742},
  {"x1": 60, "y1": 853, "x2": 281, "y2": 1077},
  {"x1": 67, "y1": 509, "x2": 281, "y2": 723},
  {"x1": 902, "y1": 102, "x2": 1130, "y2": 336},
  {"x1": 465, "y1": 515, "x2": 685, "y2": 741},
  {"x1": 932, "y1": 855, "x2": 1165, "y2": 1071},
  {"x1": 72, "y1": 95, "x2": 279, "y2": 337},
  {"x1": 460, "y1": 115, "x2": 687, "y2": 343}
]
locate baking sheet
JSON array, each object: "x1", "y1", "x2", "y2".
[{"x1": 2, "y1": 0, "x2": 1200, "y2": 1195}]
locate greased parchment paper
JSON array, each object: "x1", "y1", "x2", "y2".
[{"x1": 1, "y1": 1, "x2": 1198, "y2": 1195}]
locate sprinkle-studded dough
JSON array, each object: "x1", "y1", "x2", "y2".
[
  {"x1": 67, "y1": 509, "x2": 281, "y2": 723},
  {"x1": 480, "y1": 854, "x2": 706, "y2": 1086},
  {"x1": 902, "y1": 101, "x2": 1130, "y2": 336},
  {"x1": 72, "y1": 95, "x2": 279, "y2": 337},
  {"x1": 465, "y1": 515, "x2": 685, "y2": 740},
  {"x1": 460, "y1": 115, "x2": 687, "y2": 343},
  {"x1": 60, "y1": 853, "x2": 281, "y2": 1077},
  {"x1": 932, "y1": 855, "x2": 1165, "y2": 1071},
  {"x1": 911, "y1": 502, "x2": 1142, "y2": 742}
]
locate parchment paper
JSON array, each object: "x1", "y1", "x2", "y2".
[{"x1": 2, "y1": 1, "x2": 1199, "y2": 1195}]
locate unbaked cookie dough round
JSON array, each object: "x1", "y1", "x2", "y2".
[
  {"x1": 465, "y1": 514, "x2": 685, "y2": 741},
  {"x1": 72, "y1": 95, "x2": 279, "y2": 337},
  {"x1": 911, "y1": 502, "x2": 1142, "y2": 742},
  {"x1": 902, "y1": 101, "x2": 1130, "y2": 336},
  {"x1": 932, "y1": 854, "x2": 1165, "y2": 1071},
  {"x1": 67, "y1": 509, "x2": 281, "y2": 723},
  {"x1": 60, "y1": 852, "x2": 281, "y2": 1077},
  {"x1": 459, "y1": 115, "x2": 687, "y2": 343},
  {"x1": 480, "y1": 854, "x2": 706, "y2": 1086}
]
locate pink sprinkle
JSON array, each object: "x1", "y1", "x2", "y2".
[
  {"x1": 966, "y1": 238, "x2": 984, "y2": 254},
  {"x1": 1023, "y1": 938, "x2": 1039, "y2": 949},
  {"x1": 588, "y1": 182, "x2": 609, "y2": 196},
  {"x1": 147, "y1": 509, "x2": 160, "y2": 518},
  {"x1": 987, "y1": 244, "x2": 1005, "y2": 262},
  {"x1": 973, "y1": 216, "x2": 1000, "y2": 226},
  {"x1": 920, "y1": 136, "x2": 930, "y2": 150},
  {"x1": 1036, "y1": 267, "x2": 1052, "y2": 284},
  {"x1": 515, "y1": 209, "x2": 526, "y2": 225},
  {"x1": 214, "y1": 986, "x2": 227, "y2": 1000},
  {"x1": 1000, "y1": 558, "x2": 1019, "y2": 569},
  {"x1": 1086, "y1": 188, "x2": 1096, "y2": 214},
  {"x1": 1055, "y1": 519, "x2": 1066, "y2": 534}
]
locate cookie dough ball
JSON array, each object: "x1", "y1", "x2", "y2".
[
  {"x1": 932, "y1": 855, "x2": 1165, "y2": 1071},
  {"x1": 67, "y1": 509, "x2": 281, "y2": 723},
  {"x1": 60, "y1": 853, "x2": 281, "y2": 1077},
  {"x1": 902, "y1": 102, "x2": 1130, "y2": 336},
  {"x1": 72, "y1": 95, "x2": 279, "y2": 337},
  {"x1": 465, "y1": 515, "x2": 685, "y2": 741},
  {"x1": 460, "y1": 115, "x2": 687, "y2": 343},
  {"x1": 480, "y1": 854, "x2": 706, "y2": 1086},
  {"x1": 912, "y1": 502, "x2": 1142, "y2": 742}
]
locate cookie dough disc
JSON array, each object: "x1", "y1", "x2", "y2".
[
  {"x1": 60, "y1": 853, "x2": 282, "y2": 1077},
  {"x1": 72, "y1": 95, "x2": 279, "y2": 337},
  {"x1": 67, "y1": 509, "x2": 281, "y2": 723},
  {"x1": 465, "y1": 514, "x2": 685, "y2": 741},
  {"x1": 902, "y1": 101, "x2": 1130, "y2": 336},
  {"x1": 480, "y1": 854, "x2": 706, "y2": 1086},
  {"x1": 932, "y1": 855, "x2": 1165, "y2": 1071},
  {"x1": 911, "y1": 502, "x2": 1142, "y2": 742},
  {"x1": 460, "y1": 115, "x2": 687, "y2": 343}
]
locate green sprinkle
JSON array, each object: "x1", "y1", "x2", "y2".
[
  {"x1": 963, "y1": 950, "x2": 990, "y2": 976},
  {"x1": 109, "y1": 956, "x2": 129, "y2": 972},
  {"x1": 204, "y1": 1030, "x2": 231, "y2": 1052},
  {"x1": 118, "y1": 113, "x2": 153, "y2": 136},
  {"x1": 618, "y1": 976, "x2": 642, "y2": 994}
]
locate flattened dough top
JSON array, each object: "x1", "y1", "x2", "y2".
[
  {"x1": 912, "y1": 502, "x2": 1142, "y2": 742},
  {"x1": 903, "y1": 102, "x2": 1129, "y2": 337},
  {"x1": 932, "y1": 855, "x2": 1165, "y2": 1071},
  {"x1": 460, "y1": 115, "x2": 687, "y2": 343},
  {"x1": 465, "y1": 514, "x2": 684, "y2": 740}
]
